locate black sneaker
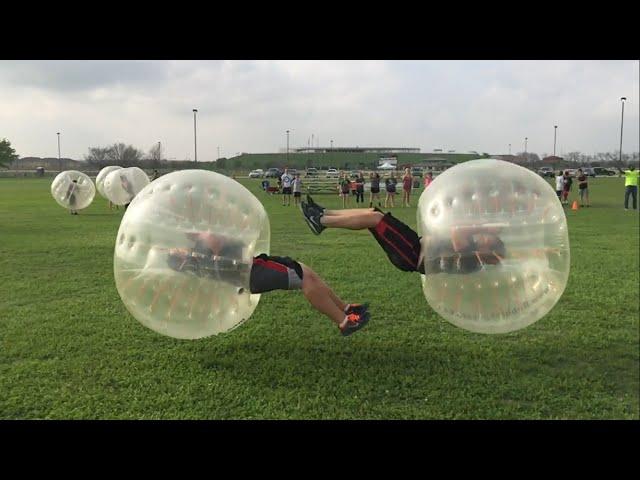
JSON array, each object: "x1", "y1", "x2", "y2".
[
  {"x1": 306, "y1": 194, "x2": 326, "y2": 213},
  {"x1": 301, "y1": 201, "x2": 325, "y2": 235},
  {"x1": 345, "y1": 303, "x2": 369, "y2": 316},
  {"x1": 340, "y1": 311, "x2": 371, "y2": 336}
]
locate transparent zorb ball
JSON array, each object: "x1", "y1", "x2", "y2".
[
  {"x1": 417, "y1": 159, "x2": 570, "y2": 334},
  {"x1": 96, "y1": 166, "x2": 122, "y2": 198},
  {"x1": 114, "y1": 170, "x2": 271, "y2": 339},
  {"x1": 51, "y1": 170, "x2": 96, "y2": 211},
  {"x1": 103, "y1": 167, "x2": 150, "y2": 206}
]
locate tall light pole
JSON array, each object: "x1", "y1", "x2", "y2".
[
  {"x1": 57, "y1": 132, "x2": 61, "y2": 171},
  {"x1": 158, "y1": 141, "x2": 161, "y2": 161},
  {"x1": 619, "y1": 97, "x2": 627, "y2": 164},
  {"x1": 286, "y1": 130, "x2": 290, "y2": 166},
  {"x1": 553, "y1": 126, "x2": 557, "y2": 157},
  {"x1": 192, "y1": 108, "x2": 198, "y2": 163},
  {"x1": 330, "y1": 139, "x2": 333, "y2": 151},
  {"x1": 524, "y1": 137, "x2": 528, "y2": 165},
  {"x1": 508, "y1": 143, "x2": 511, "y2": 155},
  {"x1": 217, "y1": 146, "x2": 220, "y2": 160}
]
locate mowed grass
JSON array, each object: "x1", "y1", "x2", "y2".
[{"x1": 0, "y1": 176, "x2": 638, "y2": 419}]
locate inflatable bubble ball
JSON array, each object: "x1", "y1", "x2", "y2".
[
  {"x1": 103, "y1": 167, "x2": 150, "y2": 206},
  {"x1": 96, "y1": 166, "x2": 122, "y2": 198},
  {"x1": 417, "y1": 159, "x2": 570, "y2": 334},
  {"x1": 113, "y1": 169, "x2": 271, "y2": 339},
  {"x1": 51, "y1": 170, "x2": 96, "y2": 212}
]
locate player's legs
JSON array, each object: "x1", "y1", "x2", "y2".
[{"x1": 320, "y1": 209, "x2": 384, "y2": 230}]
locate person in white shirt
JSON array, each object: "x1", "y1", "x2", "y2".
[
  {"x1": 281, "y1": 169, "x2": 293, "y2": 206},
  {"x1": 555, "y1": 171, "x2": 564, "y2": 202}
]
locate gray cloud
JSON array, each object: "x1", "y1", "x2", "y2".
[{"x1": 0, "y1": 60, "x2": 637, "y2": 160}]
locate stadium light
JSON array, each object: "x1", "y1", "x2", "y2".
[
  {"x1": 193, "y1": 109, "x2": 198, "y2": 163},
  {"x1": 286, "y1": 130, "x2": 290, "y2": 166},
  {"x1": 553, "y1": 126, "x2": 557, "y2": 157},
  {"x1": 619, "y1": 97, "x2": 627, "y2": 164},
  {"x1": 57, "y1": 132, "x2": 61, "y2": 171}
]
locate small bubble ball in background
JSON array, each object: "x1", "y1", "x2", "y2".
[
  {"x1": 103, "y1": 167, "x2": 150, "y2": 206},
  {"x1": 113, "y1": 170, "x2": 271, "y2": 339},
  {"x1": 96, "y1": 166, "x2": 122, "y2": 198},
  {"x1": 417, "y1": 159, "x2": 570, "y2": 334},
  {"x1": 51, "y1": 170, "x2": 96, "y2": 211}
]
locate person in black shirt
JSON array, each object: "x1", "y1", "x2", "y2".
[
  {"x1": 355, "y1": 172, "x2": 365, "y2": 204},
  {"x1": 576, "y1": 168, "x2": 590, "y2": 207},
  {"x1": 384, "y1": 174, "x2": 397, "y2": 208},
  {"x1": 369, "y1": 172, "x2": 382, "y2": 208},
  {"x1": 65, "y1": 179, "x2": 79, "y2": 215},
  {"x1": 166, "y1": 231, "x2": 370, "y2": 336}
]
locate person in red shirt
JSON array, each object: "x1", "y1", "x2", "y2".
[
  {"x1": 424, "y1": 170, "x2": 434, "y2": 188},
  {"x1": 402, "y1": 168, "x2": 413, "y2": 207}
]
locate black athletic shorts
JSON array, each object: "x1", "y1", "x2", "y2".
[
  {"x1": 282, "y1": 187, "x2": 292, "y2": 195},
  {"x1": 250, "y1": 254, "x2": 303, "y2": 294},
  {"x1": 368, "y1": 209, "x2": 423, "y2": 273},
  {"x1": 370, "y1": 187, "x2": 380, "y2": 194},
  {"x1": 424, "y1": 237, "x2": 506, "y2": 275},
  {"x1": 294, "y1": 191, "x2": 301, "y2": 198}
]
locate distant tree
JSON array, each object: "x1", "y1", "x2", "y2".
[
  {"x1": 0, "y1": 138, "x2": 19, "y2": 168},
  {"x1": 564, "y1": 151, "x2": 582, "y2": 163},
  {"x1": 216, "y1": 157, "x2": 227, "y2": 169},
  {"x1": 84, "y1": 147, "x2": 111, "y2": 167},
  {"x1": 107, "y1": 143, "x2": 144, "y2": 166}
]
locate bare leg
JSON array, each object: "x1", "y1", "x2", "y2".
[
  {"x1": 300, "y1": 264, "x2": 347, "y2": 325},
  {"x1": 324, "y1": 207, "x2": 376, "y2": 216},
  {"x1": 320, "y1": 210, "x2": 384, "y2": 229}
]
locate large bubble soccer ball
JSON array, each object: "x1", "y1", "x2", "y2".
[
  {"x1": 51, "y1": 170, "x2": 96, "y2": 211},
  {"x1": 96, "y1": 166, "x2": 122, "y2": 198},
  {"x1": 113, "y1": 169, "x2": 271, "y2": 339},
  {"x1": 103, "y1": 166, "x2": 150, "y2": 206},
  {"x1": 417, "y1": 159, "x2": 570, "y2": 334}
]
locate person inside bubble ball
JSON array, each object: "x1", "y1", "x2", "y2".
[
  {"x1": 301, "y1": 194, "x2": 506, "y2": 276},
  {"x1": 166, "y1": 232, "x2": 370, "y2": 336},
  {"x1": 120, "y1": 174, "x2": 136, "y2": 209},
  {"x1": 65, "y1": 179, "x2": 79, "y2": 215}
]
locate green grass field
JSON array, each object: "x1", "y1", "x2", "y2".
[{"x1": 0, "y1": 177, "x2": 638, "y2": 419}]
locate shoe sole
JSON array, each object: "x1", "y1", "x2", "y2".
[{"x1": 300, "y1": 204, "x2": 322, "y2": 235}]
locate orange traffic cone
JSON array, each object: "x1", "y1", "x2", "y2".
[{"x1": 571, "y1": 200, "x2": 579, "y2": 211}]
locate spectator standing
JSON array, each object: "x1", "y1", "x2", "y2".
[
  {"x1": 369, "y1": 172, "x2": 382, "y2": 208},
  {"x1": 424, "y1": 170, "x2": 434, "y2": 189},
  {"x1": 555, "y1": 170, "x2": 564, "y2": 202},
  {"x1": 576, "y1": 168, "x2": 590, "y2": 207},
  {"x1": 402, "y1": 167, "x2": 412, "y2": 207},
  {"x1": 281, "y1": 168, "x2": 293, "y2": 206},
  {"x1": 292, "y1": 173, "x2": 303, "y2": 207},
  {"x1": 355, "y1": 172, "x2": 365, "y2": 205},
  {"x1": 562, "y1": 170, "x2": 573, "y2": 205},
  {"x1": 624, "y1": 165, "x2": 639, "y2": 210},
  {"x1": 338, "y1": 172, "x2": 351, "y2": 208},
  {"x1": 384, "y1": 173, "x2": 397, "y2": 208}
]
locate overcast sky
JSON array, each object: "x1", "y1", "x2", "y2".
[{"x1": 1, "y1": 60, "x2": 638, "y2": 160}]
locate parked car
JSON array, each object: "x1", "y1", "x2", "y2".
[
  {"x1": 305, "y1": 168, "x2": 318, "y2": 177},
  {"x1": 248, "y1": 169, "x2": 264, "y2": 178},
  {"x1": 592, "y1": 167, "x2": 616, "y2": 176},
  {"x1": 265, "y1": 168, "x2": 282, "y2": 178},
  {"x1": 411, "y1": 167, "x2": 423, "y2": 177},
  {"x1": 348, "y1": 170, "x2": 359, "y2": 179},
  {"x1": 537, "y1": 166, "x2": 554, "y2": 178},
  {"x1": 288, "y1": 168, "x2": 298, "y2": 177},
  {"x1": 325, "y1": 168, "x2": 339, "y2": 178},
  {"x1": 582, "y1": 167, "x2": 596, "y2": 177}
]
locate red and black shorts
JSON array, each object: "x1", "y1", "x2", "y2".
[
  {"x1": 368, "y1": 209, "x2": 423, "y2": 274},
  {"x1": 250, "y1": 254, "x2": 303, "y2": 294}
]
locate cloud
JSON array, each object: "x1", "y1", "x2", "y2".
[{"x1": 0, "y1": 60, "x2": 637, "y2": 160}]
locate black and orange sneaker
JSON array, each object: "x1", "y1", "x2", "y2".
[
  {"x1": 345, "y1": 303, "x2": 369, "y2": 316},
  {"x1": 301, "y1": 201, "x2": 325, "y2": 235},
  {"x1": 340, "y1": 310, "x2": 371, "y2": 336}
]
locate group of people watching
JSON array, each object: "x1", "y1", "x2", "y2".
[
  {"x1": 554, "y1": 165, "x2": 638, "y2": 210},
  {"x1": 337, "y1": 168, "x2": 435, "y2": 209}
]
